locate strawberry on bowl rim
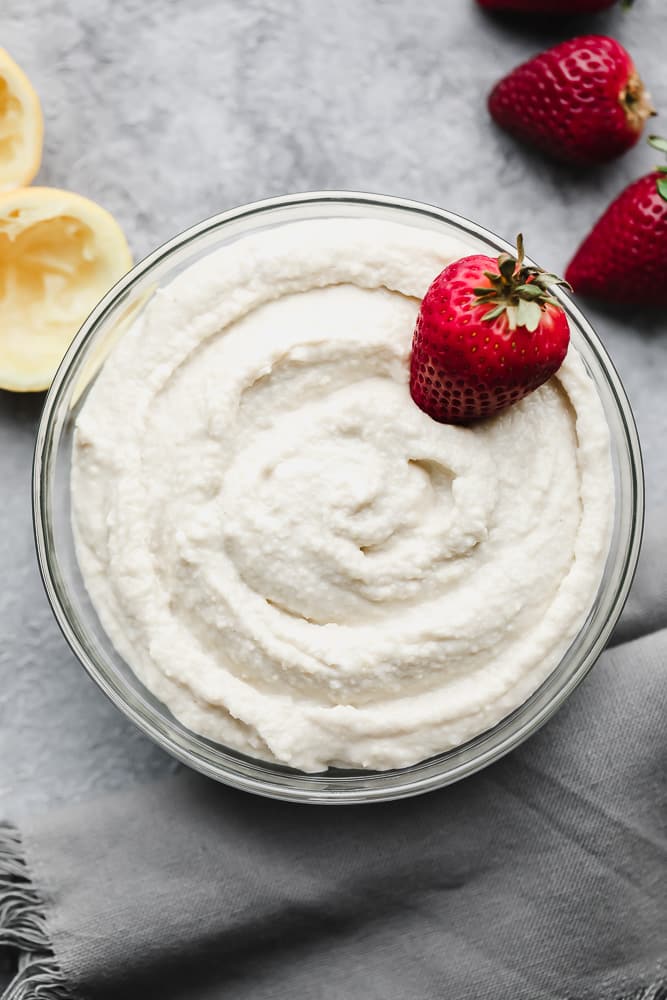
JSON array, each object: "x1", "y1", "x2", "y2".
[{"x1": 410, "y1": 235, "x2": 571, "y2": 425}]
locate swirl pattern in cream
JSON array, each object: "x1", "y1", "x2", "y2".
[{"x1": 72, "y1": 220, "x2": 613, "y2": 771}]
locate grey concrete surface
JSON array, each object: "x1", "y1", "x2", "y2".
[{"x1": 1, "y1": 0, "x2": 666, "y2": 823}]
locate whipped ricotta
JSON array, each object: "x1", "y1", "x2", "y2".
[{"x1": 72, "y1": 219, "x2": 613, "y2": 772}]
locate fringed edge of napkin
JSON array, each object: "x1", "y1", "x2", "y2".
[
  {"x1": 1, "y1": 823, "x2": 665, "y2": 1000},
  {"x1": 610, "y1": 988, "x2": 667, "y2": 1000},
  {"x1": 0, "y1": 824, "x2": 70, "y2": 1000}
]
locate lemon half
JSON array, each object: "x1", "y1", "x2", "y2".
[
  {"x1": 0, "y1": 187, "x2": 132, "y2": 391},
  {"x1": 0, "y1": 49, "x2": 43, "y2": 191}
]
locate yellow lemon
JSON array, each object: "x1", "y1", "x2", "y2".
[
  {"x1": 0, "y1": 49, "x2": 43, "y2": 191},
  {"x1": 0, "y1": 187, "x2": 133, "y2": 391}
]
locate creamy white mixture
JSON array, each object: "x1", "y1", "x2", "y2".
[{"x1": 72, "y1": 219, "x2": 613, "y2": 772}]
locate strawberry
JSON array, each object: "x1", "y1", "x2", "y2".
[
  {"x1": 488, "y1": 36, "x2": 653, "y2": 165},
  {"x1": 566, "y1": 136, "x2": 667, "y2": 305},
  {"x1": 478, "y1": 0, "x2": 625, "y2": 12},
  {"x1": 410, "y1": 237, "x2": 571, "y2": 425}
]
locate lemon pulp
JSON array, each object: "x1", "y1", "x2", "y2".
[
  {"x1": 0, "y1": 190, "x2": 132, "y2": 391},
  {"x1": 0, "y1": 49, "x2": 43, "y2": 190}
]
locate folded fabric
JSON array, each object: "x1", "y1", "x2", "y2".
[{"x1": 1, "y1": 628, "x2": 665, "y2": 1000}]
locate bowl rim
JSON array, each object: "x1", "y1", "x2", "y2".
[{"x1": 33, "y1": 190, "x2": 645, "y2": 803}]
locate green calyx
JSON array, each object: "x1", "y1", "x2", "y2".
[
  {"x1": 473, "y1": 234, "x2": 571, "y2": 334},
  {"x1": 649, "y1": 135, "x2": 667, "y2": 202}
]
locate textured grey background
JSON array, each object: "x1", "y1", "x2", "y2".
[{"x1": 1, "y1": 0, "x2": 666, "y2": 823}]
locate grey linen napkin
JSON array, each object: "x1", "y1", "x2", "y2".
[{"x1": 1, "y1": 628, "x2": 665, "y2": 1000}]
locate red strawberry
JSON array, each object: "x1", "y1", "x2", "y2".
[
  {"x1": 566, "y1": 136, "x2": 667, "y2": 305},
  {"x1": 478, "y1": 0, "x2": 623, "y2": 12},
  {"x1": 489, "y1": 36, "x2": 653, "y2": 165},
  {"x1": 410, "y1": 237, "x2": 571, "y2": 425}
]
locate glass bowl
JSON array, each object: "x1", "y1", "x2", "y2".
[{"x1": 33, "y1": 192, "x2": 644, "y2": 804}]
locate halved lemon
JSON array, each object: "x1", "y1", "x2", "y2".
[
  {"x1": 0, "y1": 49, "x2": 43, "y2": 191},
  {"x1": 0, "y1": 187, "x2": 133, "y2": 391}
]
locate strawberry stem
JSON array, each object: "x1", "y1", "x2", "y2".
[
  {"x1": 620, "y1": 71, "x2": 655, "y2": 129},
  {"x1": 649, "y1": 135, "x2": 667, "y2": 154},
  {"x1": 649, "y1": 136, "x2": 667, "y2": 203},
  {"x1": 474, "y1": 235, "x2": 570, "y2": 333}
]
